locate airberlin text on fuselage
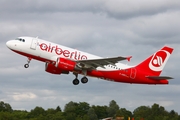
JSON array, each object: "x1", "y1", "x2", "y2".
[{"x1": 39, "y1": 43, "x2": 87, "y2": 60}]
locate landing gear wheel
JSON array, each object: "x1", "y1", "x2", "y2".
[
  {"x1": 81, "y1": 77, "x2": 88, "y2": 84},
  {"x1": 24, "y1": 64, "x2": 29, "y2": 68},
  {"x1": 24, "y1": 57, "x2": 32, "y2": 68},
  {"x1": 73, "y1": 79, "x2": 80, "y2": 85}
]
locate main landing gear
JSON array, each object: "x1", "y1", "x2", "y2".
[
  {"x1": 24, "y1": 57, "x2": 32, "y2": 68},
  {"x1": 72, "y1": 73, "x2": 88, "y2": 85}
]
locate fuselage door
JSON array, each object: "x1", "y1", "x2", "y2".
[
  {"x1": 130, "y1": 67, "x2": 136, "y2": 79},
  {"x1": 30, "y1": 38, "x2": 38, "y2": 50}
]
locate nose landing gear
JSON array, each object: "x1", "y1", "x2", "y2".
[
  {"x1": 24, "y1": 64, "x2": 29, "y2": 68},
  {"x1": 24, "y1": 57, "x2": 32, "y2": 68}
]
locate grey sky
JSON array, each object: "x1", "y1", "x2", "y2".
[{"x1": 0, "y1": 0, "x2": 180, "y2": 113}]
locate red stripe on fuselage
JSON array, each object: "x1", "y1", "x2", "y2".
[
  {"x1": 12, "y1": 50, "x2": 53, "y2": 63},
  {"x1": 12, "y1": 50, "x2": 168, "y2": 85},
  {"x1": 87, "y1": 70, "x2": 168, "y2": 84}
]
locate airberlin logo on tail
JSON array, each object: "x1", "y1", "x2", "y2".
[
  {"x1": 153, "y1": 56, "x2": 163, "y2": 66},
  {"x1": 149, "y1": 50, "x2": 170, "y2": 71}
]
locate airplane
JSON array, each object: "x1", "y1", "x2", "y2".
[{"x1": 6, "y1": 36, "x2": 174, "y2": 85}]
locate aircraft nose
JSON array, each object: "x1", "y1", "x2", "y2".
[
  {"x1": 6, "y1": 40, "x2": 14, "y2": 49},
  {"x1": 6, "y1": 41, "x2": 11, "y2": 48}
]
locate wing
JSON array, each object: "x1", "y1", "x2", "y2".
[{"x1": 76, "y1": 56, "x2": 132, "y2": 70}]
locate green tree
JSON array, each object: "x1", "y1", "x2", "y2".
[
  {"x1": 0, "y1": 101, "x2": 13, "y2": 112},
  {"x1": 133, "y1": 106, "x2": 151, "y2": 120},
  {"x1": 116, "y1": 108, "x2": 132, "y2": 120},
  {"x1": 87, "y1": 107, "x2": 98, "y2": 120},
  {"x1": 133, "y1": 103, "x2": 179, "y2": 120},
  {"x1": 12, "y1": 110, "x2": 28, "y2": 120},
  {"x1": 168, "y1": 110, "x2": 179, "y2": 120},
  {"x1": 36, "y1": 114, "x2": 47, "y2": 120},
  {"x1": 52, "y1": 111, "x2": 65, "y2": 120},
  {"x1": 46, "y1": 108, "x2": 57, "y2": 114},
  {"x1": 76, "y1": 102, "x2": 90, "y2": 117},
  {"x1": 0, "y1": 101, "x2": 180, "y2": 120},
  {"x1": 28, "y1": 106, "x2": 46, "y2": 118},
  {"x1": 64, "y1": 101, "x2": 78, "y2": 120},
  {"x1": 64, "y1": 101, "x2": 77, "y2": 113},
  {"x1": 64, "y1": 101, "x2": 90, "y2": 119},
  {"x1": 107, "y1": 100, "x2": 119, "y2": 118},
  {"x1": 56, "y1": 106, "x2": 61, "y2": 112},
  {"x1": 0, "y1": 112, "x2": 14, "y2": 120},
  {"x1": 151, "y1": 103, "x2": 169, "y2": 120},
  {"x1": 65, "y1": 112, "x2": 76, "y2": 120},
  {"x1": 92, "y1": 105, "x2": 108, "y2": 119}
]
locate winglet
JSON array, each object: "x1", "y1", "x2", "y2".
[{"x1": 127, "y1": 56, "x2": 132, "y2": 62}]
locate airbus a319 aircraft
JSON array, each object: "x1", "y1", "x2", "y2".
[{"x1": 6, "y1": 37, "x2": 174, "y2": 85}]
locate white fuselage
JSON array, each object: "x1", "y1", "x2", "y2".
[
  {"x1": 6, "y1": 37, "x2": 131, "y2": 71},
  {"x1": 6, "y1": 36, "x2": 172, "y2": 85}
]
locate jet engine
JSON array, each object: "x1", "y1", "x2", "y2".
[
  {"x1": 55, "y1": 57, "x2": 81, "y2": 71},
  {"x1": 45, "y1": 62, "x2": 62, "y2": 74}
]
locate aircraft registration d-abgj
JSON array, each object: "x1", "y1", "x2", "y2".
[{"x1": 6, "y1": 37, "x2": 174, "y2": 85}]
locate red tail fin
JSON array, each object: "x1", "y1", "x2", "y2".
[{"x1": 135, "y1": 46, "x2": 173, "y2": 76}]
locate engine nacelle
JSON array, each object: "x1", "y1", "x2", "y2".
[
  {"x1": 56, "y1": 57, "x2": 80, "y2": 71},
  {"x1": 45, "y1": 63, "x2": 62, "y2": 74}
]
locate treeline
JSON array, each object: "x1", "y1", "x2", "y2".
[{"x1": 0, "y1": 100, "x2": 180, "y2": 120}]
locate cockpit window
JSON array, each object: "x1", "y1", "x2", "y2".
[{"x1": 15, "y1": 38, "x2": 25, "y2": 42}]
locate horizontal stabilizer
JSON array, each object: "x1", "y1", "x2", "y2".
[{"x1": 146, "y1": 76, "x2": 173, "y2": 80}]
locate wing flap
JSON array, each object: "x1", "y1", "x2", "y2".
[{"x1": 146, "y1": 76, "x2": 173, "y2": 80}]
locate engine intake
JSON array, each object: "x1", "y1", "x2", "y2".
[{"x1": 45, "y1": 63, "x2": 62, "y2": 74}]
